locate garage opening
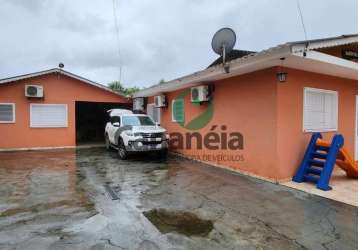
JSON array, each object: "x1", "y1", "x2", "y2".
[{"x1": 75, "y1": 101, "x2": 131, "y2": 145}]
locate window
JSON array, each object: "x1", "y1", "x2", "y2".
[
  {"x1": 0, "y1": 103, "x2": 15, "y2": 123},
  {"x1": 146, "y1": 104, "x2": 161, "y2": 124},
  {"x1": 110, "y1": 116, "x2": 120, "y2": 125},
  {"x1": 30, "y1": 104, "x2": 68, "y2": 128},
  {"x1": 172, "y1": 98, "x2": 184, "y2": 122},
  {"x1": 303, "y1": 87, "x2": 338, "y2": 132},
  {"x1": 122, "y1": 115, "x2": 155, "y2": 126}
]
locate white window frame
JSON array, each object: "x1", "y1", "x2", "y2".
[
  {"x1": 147, "y1": 103, "x2": 161, "y2": 124},
  {"x1": 0, "y1": 103, "x2": 15, "y2": 123},
  {"x1": 172, "y1": 99, "x2": 184, "y2": 122},
  {"x1": 30, "y1": 104, "x2": 68, "y2": 128},
  {"x1": 303, "y1": 87, "x2": 338, "y2": 132}
]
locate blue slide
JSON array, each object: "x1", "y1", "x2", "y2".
[{"x1": 292, "y1": 132, "x2": 344, "y2": 191}]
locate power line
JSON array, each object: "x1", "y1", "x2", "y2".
[
  {"x1": 296, "y1": 0, "x2": 308, "y2": 41},
  {"x1": 112, "y1": 0, "x2": 123, "y2": 82}
]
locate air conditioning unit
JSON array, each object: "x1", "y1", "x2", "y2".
[
  {"x1": 191, "y1": 85, "x2": 209, "y2": 103},
  {"x1": 25, "y1": 85, "x2": 44, "y2": 98},
  {"x1": 133, "y1": 97, "x2": 145, "y2": 111},
  {"x1": 154, "y1": 95, "x2": 166, "y2": 107}
]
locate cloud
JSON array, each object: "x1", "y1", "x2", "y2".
[
  {"x1": 8, "y1": 0, "x2": 47, "y2": 13},
  {"x1": 0, "y1": 0, "x2": 357, "y2": 88}
]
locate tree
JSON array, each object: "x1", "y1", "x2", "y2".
[
  {"x1": 108, "y1": 81, "x2": 124, "y2": 93},
  {"x1": 123, "y1": 86, "x2": 140, "y2": 96},
  {"x1": 158, "y1": 79, "x2": 166, "y2": 84},
  {"x1": 108, "y1": 81, "x2": 140, "y2": 96}
]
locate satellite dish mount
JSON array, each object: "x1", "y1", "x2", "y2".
[{"x1": 211, "y1": 28, "x2": 236, "y2": 73}]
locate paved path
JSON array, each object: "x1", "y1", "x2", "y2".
[{"x1": 0, "y1": 148, "x2": 357, "y2": 249}]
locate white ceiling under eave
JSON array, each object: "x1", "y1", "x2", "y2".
[{"x1": 286, "y1": 51, "x2": 358, "y2": 81}]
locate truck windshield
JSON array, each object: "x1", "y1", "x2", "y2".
[{"x1": 122, "y1": 116, "x2": 155, "y2": 126}]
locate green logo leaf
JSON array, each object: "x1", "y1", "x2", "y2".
[{"x1": 173, "y1": 88, "x2": 213, "y2": 130}]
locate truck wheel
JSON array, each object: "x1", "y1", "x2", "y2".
[
  {"x1": 158, "y1": 149, "x2": 168, "y2": 159},
  {"x1": 105, "y1": 135, "x2": 110, "y2": 150},
  {"x1": 118, "y1": 139, "x2": 128, "y2": 160}
]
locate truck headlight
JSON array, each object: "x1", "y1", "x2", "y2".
[{"x1": 124, "y1": 131, "x2": 134, "y2": 136}]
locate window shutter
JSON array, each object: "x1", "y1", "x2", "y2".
[
  {"x1": 303, "y1": 88, "x2": 338, "y2": 132},
  {"x1": 30, "y1": 104, "x2": 68, "y2": 128},
  {"x1": 0, "y1": 104, "x2": 15, "y2": 123},
  {"x1": 324, "y1": 93, "x2": 337, "y2": 130},
  {"x1": 304, "y1": 92, "x2": 325, "y2": 130},
  {"x1": 172, "y1": 99, "x2": 184, "y2": 122}
]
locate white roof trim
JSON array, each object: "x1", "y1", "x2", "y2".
[
  {"x1": 292, "y1": 35, "x2": 358, "y2": 53},
  {"x1": 303, "y1": 50, "x2": 358, "y2": 70},
  {"x1": 134, "y1": 35, "x2": 358, "y2": 98},
  {"x1": 0, "y1": 68, "x2": 125, "y2": 97},
  {"x1": 285, "y1": 50, "x2": 358, "y2": 81},
  {"x1": 134, "y1": 46, "x2": 291, "y2": 97}
]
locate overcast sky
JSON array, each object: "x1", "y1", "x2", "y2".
[{"x1": 1, "y1": 0, "x2": 357, "y2": 88}]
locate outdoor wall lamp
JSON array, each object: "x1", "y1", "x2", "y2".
[
  {"x1": 277, "y1": 72, "x2": 288, "y2": 82},
  {"x1": 277, "y1": 57, "x2": 287, "y2": 82}
]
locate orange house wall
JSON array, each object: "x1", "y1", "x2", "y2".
[
  {"x1": 0, "y1": 73, "x2": 128, "y2": 149},
  {"x1": 149, "y1": 67, "x2": 358, "y2": 181},
  {"x1": 153, "y1": 68, "x2": 280, "y2": 180},
  {"x1": 276, "y1": 68, "x2": 358, "y2": 179}
]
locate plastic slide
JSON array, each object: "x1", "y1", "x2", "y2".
[
  {"x1": 293, "y1": 133, "x2": 358, "y2": 191},
  {"x1": 317, "y1": 139, "x2": 358, "y2": 178}
]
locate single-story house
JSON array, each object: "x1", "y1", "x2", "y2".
[
  {"x1": 0, "y1": 68, "x2": 130, "y2": 150},
  {"x1": 134, "y1": 34, "x2": 358, "y2": 182}
]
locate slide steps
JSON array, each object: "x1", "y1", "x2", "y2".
[{"x1": 292, "y1": 133, "x2": 344, "y2": 191}]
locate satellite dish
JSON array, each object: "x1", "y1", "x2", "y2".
[
  {"x1": 59, "y1": 63, "x2": 64, "y2": 69},
  {"x1": 211, "y1": 28, "x2": 236, "y2": 73},
  {"x1": 212, "y1": 28, "x2": 236, "y2": 55}
]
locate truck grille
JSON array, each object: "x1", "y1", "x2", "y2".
[
  {"x1": 142, "y1": 141, "x2": 162, "y2": 145},
  {"x1": 139, "y1": 132, "x2": 163, "y2": 138}
]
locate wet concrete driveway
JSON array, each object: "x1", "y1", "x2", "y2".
[{"x1": 0, "y1": 148, "x2": 358, "y2": 249}]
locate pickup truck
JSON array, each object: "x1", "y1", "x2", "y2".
[{"x1": 104, "y1": 109, "x2": 169, "y2": 159}]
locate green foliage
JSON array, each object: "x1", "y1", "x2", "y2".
[
  {"x1": 159, "y1": 79, "x2": 166, "y2": 84},
  {"x1": 108, "y1": 81, "x2": 140, "y2": 96},
  {"x1": 108, "y1": 81, "x2": 124, "y2": 93},
  {"x1": 124, "y1": 86, "x2": 141, "y2": 96}
]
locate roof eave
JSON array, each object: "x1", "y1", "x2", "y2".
[
  {"x1": 286, "y1": 50, "x2": 358, "y2": 81},
  {"x1": 0, "y1": 68, "x2": 125, "y2": 97},
  {"x1": 134, "y1": 45, "x2": 291, "y2": 97},
  {"x1": 291, "y1": 35, "x2": 358, "y2": 53},
  {"x1": 58, "y1": 69, "x2": 126, "y2": 97},
  {"x1": 135, "y1": 35, "x2": 358, "y2": 98}
]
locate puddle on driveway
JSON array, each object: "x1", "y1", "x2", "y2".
[
  {"x1": 0, "y1": 149, "x2": 96, "y2": 240},
  {"x1": 143, "y1": 208, "x2": 214, "y2": 237},
  {"x1": 1, "y1": 148, "x2": 358, "y2": 249}
]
